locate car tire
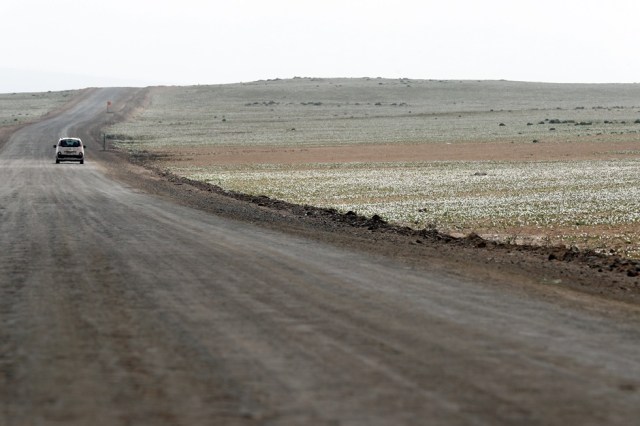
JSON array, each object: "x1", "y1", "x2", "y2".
[
  {"x1": 80, "y1": 159, "x2": 84, "y2": 164},
  {"x1": 56, "y1": 159, "x2": 60, "y2": 164}
]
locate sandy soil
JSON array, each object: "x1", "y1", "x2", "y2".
[
  {"x1": 157, "y1": 135, "x2": 640, "y2": 166},
  {"x1": 152, "y1": 136, "x2": 640, "y2": 166}
]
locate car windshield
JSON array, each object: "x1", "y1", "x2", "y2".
[{"x1": 60, "y1": 139, "x2": 80, "y2": 147}]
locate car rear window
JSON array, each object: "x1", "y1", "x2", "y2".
[{"x1": 60, "y1": 139, "x2": 80, "y2": 147}]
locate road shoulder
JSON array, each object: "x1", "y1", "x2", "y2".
[{"x1": 84, "y1": 88, "x2": 640, "y2": 308}]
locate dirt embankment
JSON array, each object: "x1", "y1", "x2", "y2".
[
  {"x1": 0, "y1": 124, "x2": 22, "y2": 151},
  {"x1": 155, "y1": 169, "x2": 640, "y2": 303}
]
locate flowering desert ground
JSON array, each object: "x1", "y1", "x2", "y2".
[{"x1": 2, "y1": 82, "x2": 640, "y2": 425}]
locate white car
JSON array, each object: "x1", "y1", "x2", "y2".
[{"x1": 54, "y1": 137, "x2": 85, "y2": 164}]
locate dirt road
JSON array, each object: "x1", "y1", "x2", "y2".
[{"x1": 1, "y1": 88, "x2": 639, "y2": 425}]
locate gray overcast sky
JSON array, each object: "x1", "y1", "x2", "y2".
[{"x1": 1, "y1": 0, "x2": 639, "y2": 92}]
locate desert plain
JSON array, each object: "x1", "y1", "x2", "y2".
[{"x1": 104, "y1": 78, "x2": 640, "y2": 258}]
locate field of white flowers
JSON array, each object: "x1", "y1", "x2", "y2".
[
  {"x1": 0, "y1": 90, "x2": 78, "y2": 127},
  {"x1": 107, "y1": 79, "x2": 640, "y2": 258},
  {"x1": 178, "y1": 159, "x2": 640, "y2": 258}
]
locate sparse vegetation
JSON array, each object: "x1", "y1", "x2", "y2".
[{"x1": 0, "y1": 90, "x2": 78, "y2": 127}]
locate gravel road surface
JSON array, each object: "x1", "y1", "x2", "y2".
[{"x1": 1, "y1": 88, "x2": 639, "y2": 425}]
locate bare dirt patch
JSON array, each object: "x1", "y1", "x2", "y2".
[{"x1": 151, "y1": 136, "x2": 640, "y2": 167}]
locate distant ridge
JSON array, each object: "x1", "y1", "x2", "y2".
[{"x1": 0, "y1": 68, "x2": 149, "y2": 94}]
